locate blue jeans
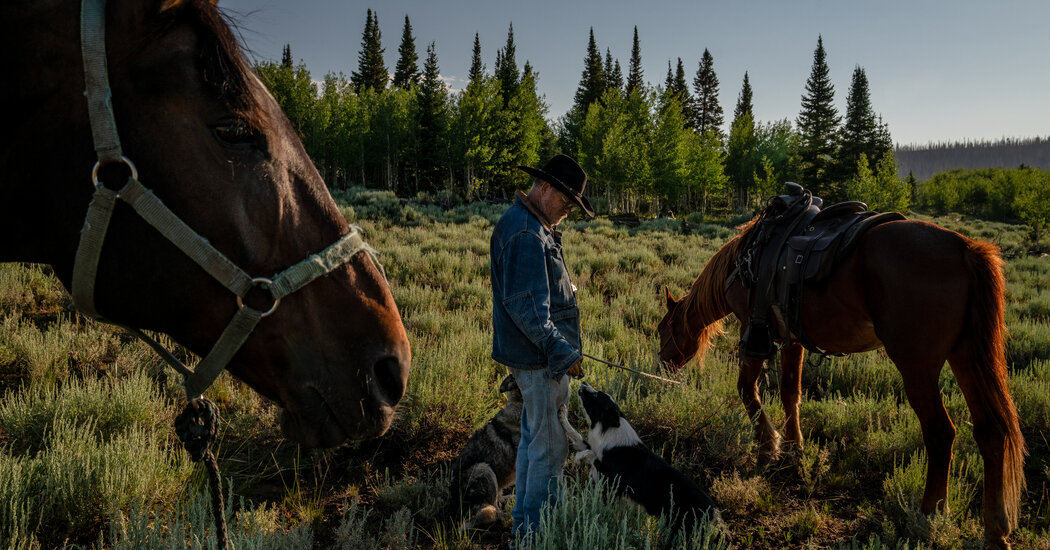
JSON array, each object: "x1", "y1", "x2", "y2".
[{"x1": 510, "y1": 367, "x2": 571, "y2": 538}]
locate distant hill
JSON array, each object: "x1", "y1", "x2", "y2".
[{"x1": 895, "y1": 136, "x2": 1050, "y2": 180}]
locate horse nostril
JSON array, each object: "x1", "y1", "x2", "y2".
[{"x1": 372, "y1": 355, "x2": 407, "y2": 404}]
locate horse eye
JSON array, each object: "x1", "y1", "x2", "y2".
[{"x1": 212, "y1": 120, "x2": 258, "y2": 147}]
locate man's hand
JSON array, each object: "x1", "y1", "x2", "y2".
[{"x1": 565, "y1": 357, "x2": 584, "y2": 379}]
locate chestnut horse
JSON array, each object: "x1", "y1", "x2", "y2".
[
  {"x1": 0, "y1": 1, "x2": 410, "y2": 448},
  {"x1": 657, "y1": 218, "x2": 1024, "y2": 548}
]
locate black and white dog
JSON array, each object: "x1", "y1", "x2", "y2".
[
  {"x1": 450, "y1": 374, "x2": 523, "y2": 531},
  {"x1": 561, "y1": 382, "x2": 718, "y2": 534}
]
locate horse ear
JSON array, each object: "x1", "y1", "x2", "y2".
[{"x1": 664, "y1": 286, "x2": 676, "y2": 310}]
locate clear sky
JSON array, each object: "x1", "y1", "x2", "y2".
[{"x1": 219, "y1": 0, "x2": 1049, "y2": 147}]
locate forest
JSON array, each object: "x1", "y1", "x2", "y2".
[{"x1": 256, "y1": 12, "x2": 908, "y2": 217}]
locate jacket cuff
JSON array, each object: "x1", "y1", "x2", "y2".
[{"x1": 547, "y1": 341, "x2": 581, "y2": 379}]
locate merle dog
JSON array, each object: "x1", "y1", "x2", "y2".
[{"x1": 450, "y1": 374, "x2": 523, "y2": 531}]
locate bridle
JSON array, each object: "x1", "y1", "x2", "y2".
[
  {"x1": 76, "y1": 0, "x2": 379, "y2": 400},
  {"x1": 658, "y1": 300, "x2": 694, "y2": 370}
]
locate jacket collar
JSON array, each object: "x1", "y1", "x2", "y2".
[{"x1": 516, "y1": 190, "x2": 555, "y2": 232}]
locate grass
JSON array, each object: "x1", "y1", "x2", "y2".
[{"x1": 2, "y1": 192, "x2": 1050, "y2": 547}]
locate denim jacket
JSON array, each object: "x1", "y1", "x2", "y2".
[{"x1": 490, "y1": 197, "x2": 581, "y2": 377}]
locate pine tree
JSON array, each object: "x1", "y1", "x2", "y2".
[
  {"x1": 692, "y1": 48, "x2": 724, "y2": 138},
  {"x1": 796, "y1": 35, "x2": 841, "y2": 197},
  {"x1": 416, "y1": 42, "x2": 450, "y2": 193},
  {"x1": 734, "y1": 71, "x2": 753, "y2": 121},
  {"x1": 392, "y1": 15, "x2": 420, "y2": 89},
  {"x1": 495, "y1": 23, "x2": 520, "y2": 101},
  {"x1": 573, "y1": 28, "x2": 606, "y2": 112},
  {"x1": 468, "y1": 33, "x2": 484, "y2": 83},
  {"x1": 604, "y1": 48, "x2": 623, "y2": 92},
  {"x1": 672, "y1": 58, "x2": 694, "y2": 129},
  {"x1": 281, "y1": 44, "x2": 293, "y2": 69},
  {"x1": 626, "y1": 26, "x2": 644, "y2": 95},
  {"x1": 834, "y1": 65, "x2": 879, "y2": 182},
  {"x1": 351, "y1": 9, "x2": 388, "y2": 93}
]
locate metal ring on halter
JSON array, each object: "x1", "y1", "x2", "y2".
[
  {"x1": 91, "y1": 155, "x2": 139, "y2": 190},
  {"x1": 236, "y1": 277, "x2": 280, "y2": 317}
]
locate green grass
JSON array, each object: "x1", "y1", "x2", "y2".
[{"x1": 2, "y1": 195, "x2": 1050, "y2": 548}]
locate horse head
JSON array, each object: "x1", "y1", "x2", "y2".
[
  {"x1": 657, "y1": 286, "x2": 700, "y2": 372},
  {"x1": 0, "y1": 0, "x2": 410, "y2": 447}
]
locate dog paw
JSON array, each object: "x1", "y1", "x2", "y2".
[{"x1": 575, "y1": 449, "x2": 594, "y2": 463}]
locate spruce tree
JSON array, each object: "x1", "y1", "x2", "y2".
[
  {"x1": 573, "y1": 28, "x2": 605, "y2": 112},
  {"x1": 351, "y1": 9, "x2": 388, "y2": 93},
  {"x1": 692, "y1": 48, "x2": 724, "y2": 138},
  {"x1": 835, "y1": 65, "x2": 878, "y2": 182},
  {"x1": 495, "y1": 23, "x2": 520, "y2": 101},
  {"x1": 672, "y1": 58, "x2": 694, "y2": 128},
  {"x1": 734, "y1": 71, "x2": 753, "y2": 121},
  {"x1": 796, "y1": 35, "x2": 841, "y2": 197},
  {"x1": 468, "y1": 33, "x2": 484, "y2": 83},
  {"x1": 417, "y1": 41, "x2": 450, "y2": 193},
  {"x1": 281, "y1": 44, "x2": 293, "y2": 69},
  {"x1": 609, "y1": 50, "x2": 621, "y2": 91},
  {"x1": 392, "y1": 15, "x2": 420, "y2": 89},
  {"x1": 604, "y1": 48, "x2": 623, "y2": 92},
  {"x1": 626, "y1": 26, "x2": 644, "y2": 95}
]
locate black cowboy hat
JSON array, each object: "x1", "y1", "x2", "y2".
[{"x1": 518, "y1": 154, "x2": 594, "y2": 217}]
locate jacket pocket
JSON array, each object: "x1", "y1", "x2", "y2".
[{"x1": 503, "y1": 290, "x2": 545, "y2": 342}]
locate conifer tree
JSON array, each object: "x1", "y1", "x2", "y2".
[
  {"x1": 281, "y1": 44, "x2": 293, "y2": 69},
  {"x1": 604, "y1": 48, "x2": 623, "y2": 92},
  {"x1": 468, "y1": 33, "x2": 484, "y2": 83},
  {"x1": 626, "y1": 26, "x2": 644, "y2": 95},
  {"x1": 796, "y1": 35, "x2": 841, "y2": 197},
  {"x1": 351, "y1": 9, "x2": 388, "y2": 93},
  {"x1": 834, "y1": 65, "x2": 879, "y2": 182},
  {"x1": 692, "y1": 48, "x2": 724, "y2": 138},
  {"x1": 734, "y1": 71, "x2": 753, "y2": 121},
  {"x1": 672, "y1": 58, "x2": 694, "y2": 129},
  {"x1": 573, "y1": 28, "x2": 605, "y2": 112},
  {"x1": 392, "y1": 15, "x2": 420, "y2": 89},
  {"x1": 495, "y1": 23, "x2": 519, "y2": 101},
  {"x1": 416, "y1": 42, "x2": 450, "y2": 192},
  {"x1": 663, "y1": 59, "x2": 692, "y2": 127}
]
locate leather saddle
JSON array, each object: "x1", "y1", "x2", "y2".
[{"x1": 737, "y1": 183, "x2": 905, "y2": 358}]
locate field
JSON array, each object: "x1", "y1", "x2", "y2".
[{"x1": 3, "y1": 188, "x2": 1050, "y2": 549}]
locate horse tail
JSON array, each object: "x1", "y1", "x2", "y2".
[{"x1": 963, "y1": 239, "x2": 1026, "y2": 529}]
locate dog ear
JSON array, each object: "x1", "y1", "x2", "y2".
[{"x1": 498, "y1": 374, "x2": 518, "y2": 393}]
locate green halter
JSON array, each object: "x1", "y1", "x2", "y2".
[{"x1": 75, "y1": 0, "x2": 381, "y2": 399}]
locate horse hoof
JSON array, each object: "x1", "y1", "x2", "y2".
[{"x1": 983, "y1": 533, "x2": 1010, "y2": 550}]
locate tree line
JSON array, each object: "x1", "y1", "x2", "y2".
[
  {"x1": 896, "y1": 136, "x2": 1050, "y2": 181},
  {"x1": 256, "y1": 10, "x2": 910, "y2": 215}
]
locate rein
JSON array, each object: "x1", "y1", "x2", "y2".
[
  {"x1": 77, "y1": 0, "x2": 379, "y2": 546},
  {"x1": 582, "y1": 353, "x2": 682, "y2": 385}
]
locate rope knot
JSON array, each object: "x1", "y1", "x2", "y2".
[{"x1": 174, "y1": 397, "x2": 220, "y2": 462}]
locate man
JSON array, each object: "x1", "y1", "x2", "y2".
[{"x1": 490, "y1": 154, "x2": 593, "y2": 543}]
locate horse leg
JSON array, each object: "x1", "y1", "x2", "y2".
[
  {"x1": 948, "y1": 351, "x2": 1020, "y2": 550},
  {"x1": 738, "y1": 354, "x2": 781, "y2": 463},
  {"x1": 779, "y1": 343, "x2": 805, "y2": 449},
  {"x1": 895, "y1": 359, "x2": 956, "y2": 518}
]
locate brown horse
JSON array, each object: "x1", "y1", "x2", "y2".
[
  {"x1": 657, "y1": 218, "x2": 1025, "y2": 548},
  {"x1": 0, "y1": 1, "x2": 410, "y2": 448}
]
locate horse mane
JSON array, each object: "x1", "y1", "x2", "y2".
[
  {"x1": 159, "y1": 0, "x2": 266, "y2": 126},
  {"x1": 680, "y1": 217, "x2": 759, "y2": 358}
]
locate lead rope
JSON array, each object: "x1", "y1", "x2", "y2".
[{"x1": 174, "y1": 398, "x2": 228, "y2": 549}]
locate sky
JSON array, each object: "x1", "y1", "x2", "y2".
[{"x1": 219, "y1": 0, "x2": 1049, "y2": 147}]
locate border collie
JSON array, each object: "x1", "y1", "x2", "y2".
[
  {"x1": 561, "y1": 382, "x2": 718, "y2": 534},
  {"x1": 450, "y1": 374, "x2": 523, "y2": 531}
]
